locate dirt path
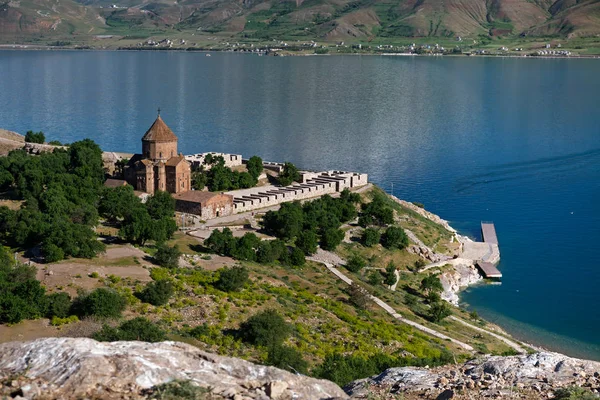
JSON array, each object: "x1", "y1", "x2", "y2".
[
  {"x1": 449, "y1": 316, "x2": 526, "y2": 354},
  {"x1": 307, "y1": 250, "x2": 475, "y2": 352}
]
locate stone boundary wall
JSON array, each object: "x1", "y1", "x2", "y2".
[
  {"x1": 232, "y1": 172, "x2": 368, "y2": 214},
  {"x1": 185, "y1": 153, "x2": 242, "y2": 169}
]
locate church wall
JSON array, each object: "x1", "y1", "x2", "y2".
[{"x1": 144, "y1": 140, "x2": 178, "y2": 162}]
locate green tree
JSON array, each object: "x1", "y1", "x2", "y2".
[
  {"x1": 240, "y1": 310, "x2": 291, "y2": 347},
  {"x1": 429, "y1": 301, "x2": 452, "y2": 323},
  {"x1": 215, "y1": 266, "x2": 249, "y2": 292},
  {"x1": 204, "y1": 228, "x2": 237, "y2": 256},
  {"x1": 146, "y1": 191, "x2": 175, "y2": 220},
  {"x1": 46, "y1": 292, "x2": 72, "y2": 318},
  {"x1": 72, "y1": 288, "x2": 126, "y2": 318},
  {"x1": 360, "y1": 194, "x2": 394, "y2": 226},
  {"x1": 99, "y1": 185, "x2": 139, "y2": 221},
  {"x1": 42, "y1": 242, "x2": 65, "y2": 263},
  {"x1": 256, "y1": 241, "x2": 276, "y2": 264},
  {"x1": 237, "y1": 172, "x2": 256, "y2": 189},
  {"x1": 137, "y1": 280, "x2": 174, "y2": 306},
  {"x1": 295, "y1": 230, "x2": 318, "y2": 255},
  {"x1": 420, "y1": 274, "x2": 443, "y2": 296},
  {"x1": 381, "y1": 226, "x2": 409, "y2": 250},
  {"x1": 278, "y1": 162, "x2": 300, "y2": 186},
  {"x1": 320, "y1": 228, "x2": 344, "y2": 251},
  {"x1": 233, "y1": 233, "x2": 260, "y2": 261},
  {"x1": 384, "y1": 262, "x2": 397, "y2": 286},
  {"x1": 154, "y1": 244, "x2": 181, "y2": 269},
  {"x1": 246, "y1": 156, "x2": 263, "y2": 179},
  {"x1": 361, "y1": 228, "x2": 380, "y2": 247},
  {"x1": 262, "y1": 202, "x2": 304, "y2": 241},
  {"x1": 368, "y1": 271, "x2": 381, "y2": 286},
  {"x1": 94, "y1": 317, "x2": 166, "y2": 342},
  {"x1": 119, "y1": 207, "x2": 153, "y2": 245},
  {"x1": 24, "y1": 130, "x2": 45, "y2": 144},
  {"x1": 68, "y1": 139, "x2": 104, "y2": 182},
  {"x1": 290, "y1": 247, "x2": 305, "y2": 267},
  {"x1": 191, "y1": 171, "x2": 208, "y2": 191},
  {"x1": 345, "y1": 255, "x2": 366, "y2": 273}
]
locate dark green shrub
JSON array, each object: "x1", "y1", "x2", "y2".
[
  {"x1": 240, "y1": 310, "x2": 291, "y2": 347},
  {"x1": 147, "y1": 380, "x2": 212, "y2": 400},
  {"x1": 246, "y1": 156, "x2": 263, "y2": 179},
  {"x1": 137, "y1": 280, "x2": 173, "y2": 306},
  {"x1": 320, "y1": 228, "x2": 344, "y2": 251},
  {"x1": 360, "y1": 195, "x2": 394, "y2": 226},
  {"x1": 553, "y1": 386, "x2": 597, "y2": 400},
  {"x1": 384, "y1": 262, "x2": 397, "y2": 286},
  {"x1": 361, "y1": 228, "x2": 380, "y2": 247},
  {"x1": 256, "y1": 241, "x2": 276, "y2": 264},
  {"x1": 215, "y1": 266, "x2": 249, "y2": 292},
  {"x1": 266, "y1": 344, "x2": 308, "y2": 374},
  {"x1": 232, "y1": 233, "x2": 260, "y2": 261},
  {"x1": 429, "y1": 301, "x2": 452, "y2": 323},
  {"x1": 367, "y1": 271, "x2": 381, "y2": 286},
  {"x1": 289, "y1": 247, "x2": 305, "y2": 267},
  {"x1": 154, "y1": 244, "x2": 181, "y2": 269},
  {"x1": 345, "y1": 256, "x2": 366, "y2": 273},
  {"x1": 42, "y1": 243, "x2": 65, "y2": 263},
  {"x1": 25, "y1": 130, "x2": 45, "y2": 144},
  {"x1": 46, "y1": 292, "x2": 72, "y2": 318},
  {"x1": 295, "y1": 230, "x2": 318, "y2": 255},
  {"x1": 420, "y1": 274, "x2": 443, "y2": 295},
  {"x1": 72, "y1": 288, "x2": 126, "y2": 318},
  {"x1": 381, "y1": 226, "x2": 409, "y2": 250},
  {"x1": 278, "y1": 162, "x2": 300, "y2": 186},
  {"x1": 94, "y1": 317, "x2": 166, "y2": 342},
  {"x1": 0, "y1": 258, "x2": 48, "y2": 323}
]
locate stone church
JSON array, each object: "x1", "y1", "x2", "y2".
[{"x1": 124, "y1": 114, "x2": 191, "y2": 195}]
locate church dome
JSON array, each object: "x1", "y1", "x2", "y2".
[{"x1": 142, "y1": 115, "x2": 178, "y2": 142}]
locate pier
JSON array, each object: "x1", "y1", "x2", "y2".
[
  {"x1": 481, "y1": 221, "x2": 498, "y2": 245},
  {"x1": 476, "y1": 261, "x2": 502, "y2": 279},
  {"x1": 477, "y1": 221, "x2": 502, "y2": 279}
]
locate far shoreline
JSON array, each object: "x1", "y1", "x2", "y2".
[{"x1": 1, "y1": 45, "x2": 600, "y2": 59}]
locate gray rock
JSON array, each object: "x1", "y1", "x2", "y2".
[{"x1": 0, "y1": 338, "x2": 347, "y2": 400}]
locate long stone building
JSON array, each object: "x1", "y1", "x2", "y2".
[{"x1": 124, "y1": 114, "x2": 192, "y2": 195}]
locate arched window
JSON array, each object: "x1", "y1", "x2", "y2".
[{"x1": 159, "y1": 152, "x2": 162, "y2": 158}]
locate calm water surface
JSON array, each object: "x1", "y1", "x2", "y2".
[{"x1": 1, "y1": 51, "x2": 599, "y2": 359}]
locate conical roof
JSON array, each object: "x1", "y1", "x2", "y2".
[{"x1": 142, "y1": 116, "x2": 178, "y2": 142}]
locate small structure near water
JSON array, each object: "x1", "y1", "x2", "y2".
[{"x1": 475, "y1": 222, "x2": 502, "y2": 279}]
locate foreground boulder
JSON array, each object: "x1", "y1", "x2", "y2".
[
  {"x1": 346, "y1": 352, "x2": 600, "y2": 399},
  {"x1": 0, "y1": 338, "x2": 347, "y2": 399}
]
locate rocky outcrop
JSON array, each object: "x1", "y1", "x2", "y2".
[
  {"x1": 438, "y1": 260, "x2": 483, "y2": 305},
  {"x1": 0, "y1": 338, "x2": 348, "y2": 400},
  {"x1": 346, "y1": 352, "x2": 600, "y2": 399}
]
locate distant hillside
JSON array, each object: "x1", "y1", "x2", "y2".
[{"x1": 1, "y1": 0, "x2": 600, "y2": 42}]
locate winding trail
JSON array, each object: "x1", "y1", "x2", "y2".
[
  {"x1": 449, "y1": 316, "x2": 526, "y2": 354},
  {"x1": 308, "y1": 250, "x2": 475, "y2": 352}
]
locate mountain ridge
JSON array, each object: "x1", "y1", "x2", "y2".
[{"x1": 1, "y1": 0, "x2": 600, "y2": 43}]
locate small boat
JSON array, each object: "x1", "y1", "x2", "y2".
[{"x1": 205, "y1": 53, "x2": 211, "y2": 57}]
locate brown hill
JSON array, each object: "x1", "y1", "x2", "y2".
[{"x1": 1, "y1": 0, "x2": 599, "y2": 41}]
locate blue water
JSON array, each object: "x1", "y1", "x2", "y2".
[{"x1": 0, "y1": 51, "x2": 599, "y2": 359}]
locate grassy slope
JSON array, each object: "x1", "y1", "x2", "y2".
[
  {"x1": 59, "y1": 186, "x2": 517, "y2": 370},
  {"x1": 5, "y1": 185, "x2": 522, "y2": 377}
]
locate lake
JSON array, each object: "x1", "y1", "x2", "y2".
[{"x1": 0, "y1": 50, "x2": 599, "y2": 360}]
